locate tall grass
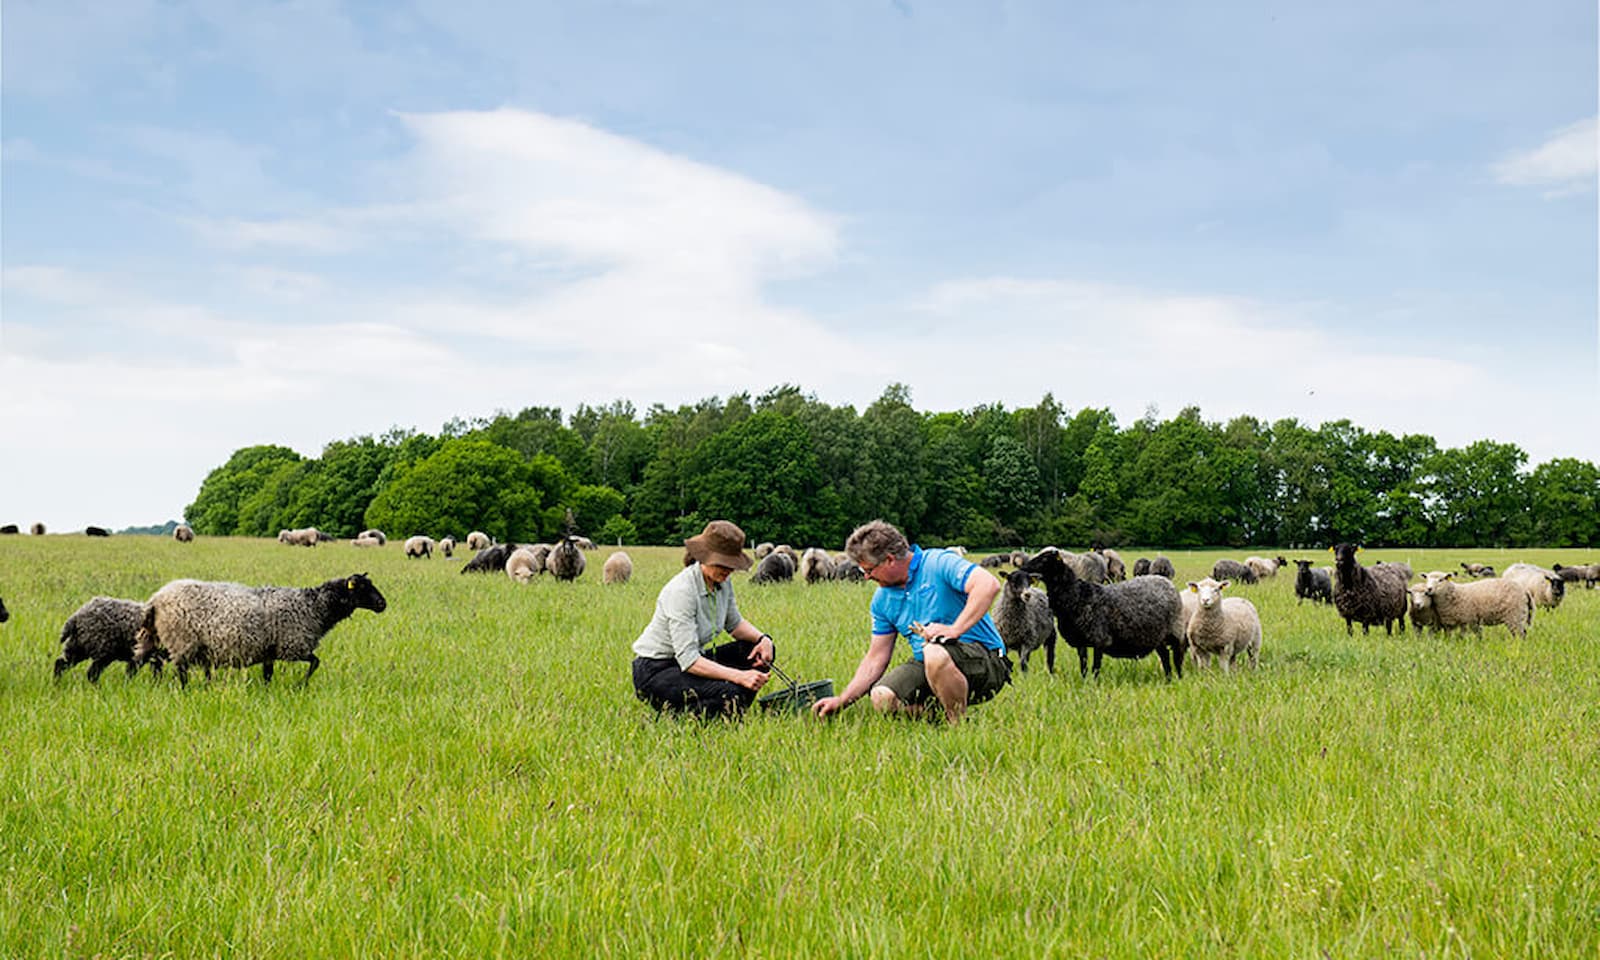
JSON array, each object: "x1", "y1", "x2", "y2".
[{"x1": 2, "y1": 537, "x2": 1596, "y2": 957}]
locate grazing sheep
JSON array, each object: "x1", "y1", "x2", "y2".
[
  {"x1": 173, "y1": 524, "x2": 195, "y2": 543},
  {"x1": 1459, "y1": 562, "x2": 1496, "y2": 579},
  {"x1": 750, "y1": 550, "x2": 796, "y2": 584},
  {"x1": 1097, "y1": 548, "x2": 1127, "y2": 582},
  {"x1": 1244, "y1": 556, "x2": 1286, "y2": 580},
  {"x1": 55, "y1": 597, "x2": 160, "y2": 682},
  {"x1": 277, "y1": 527, "x2": 320, "y2": 547},
  {"x1": 505, "y1": 547, "x2": 543, "y2": 583},
  {"x1": 0, "y1": 524, "x2": 18, "y2": 534},
  {"x1": 1330, "y1": 543, "x2": 1409, "y2": 636},
  {"x1": 1184, "y1": 578, "x2": 1262, "y2": 671},
  {"x1": 1374, "y1": 560, "x2": 1413, "y2": 583},
  {"x1": 1553, "y1": 563, "x2": 1599, "y2": 589},
  {"x1": 31, "y1": 523, "x2": 45, "y2": 536},
  {"x1": 1503, "y1": 563, "x2": 1566, "y2": 611},
  {"x1": 574, "y1": 537, "x2": 597, "y2": 550},
  {"x1": 1210, "y1": 559, "x2": 1258, "y2": 585},
  {"x1": 547, "y1": 535, "x2": 587, "y2": 581},
  {"x1": 1132, "y1": 558, "x2": 1152, "y2": 577},
  {"x1": 403, "y1": 535, "x2": 435, "y2": 559},
  {"x1": 602, "y1": 551, "x2": 634, "y2": 585},
  {"x1": 466, "y1": 531, "x2": 492, "y2": 551},
  {"x1": 755, "y1": 542, "x2": 775, "y2": 559},
  {"x1": 773, "y1": 544, "x2": 799, "y2": 564},
  {"x1": 800, "y1": 547, "x2": 837, "y2": 584},
  {"x1": 1148, "y1": 555, "x2": 1176, "y2": 579},
  {"x1": 1018, "y1": 547, "x2": 1187, "y2": 680},
  {"x1": 1061, "y1": 550, "x2": 1109, "y2": 585},
  {"x1": 993, "y1": 571, "x2": 1056, "y2": 673},
  {"x1": 835, "y1": 551, "x2": 865, "y2": 582},
  {"x1": 358, "y1": 529, "x2": 387, "y2": 545},
  {"x1": 1292, "y1": 560, "x2": 1334, "y2": 605},
  {"x1": 438, "y1": 536, "x2": 456, "y2": 558},
  {"x1": 979, "y1": 554, "x2": 1008, "y2": 569},
  {"x1": 133, "y1": 573, "x2": 387, "y2": 685},
  {"x1": 352, "y1": 535, "x2": 383, "y2": 548},
  {"x1": 1421, "y1": 572, "x2": 1533, "y2": 639},
  {"x1": 462, "y1": 543, "x2": 519, "y2": 574},
  {"x1": 85, "y1": 526, "x2": 111, "y2": 537}
]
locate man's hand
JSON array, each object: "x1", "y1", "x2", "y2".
[{"x1": 811, "y1": 695, "x2": 846, "y2": 718}]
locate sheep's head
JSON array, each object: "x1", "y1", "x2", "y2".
[
  {"x1": 1003, "y1": 570, "x2": 1035, "y2": 597},
  {"x1": 1331, "y1": 543, "x2": 1361, "y2": 568},
  {"x1": 1189, "y1": 577, "x2": 1228, "y2": 609},
  {"x1": 1409, "y1": 584, "x2": 1432, "y2": 610},
  {"x1": 1018, "y1": 547, "x2": 1072, "y2": 583},
  {"x1": 344, "y1": 573, "x2": 387, "y2": 613}
]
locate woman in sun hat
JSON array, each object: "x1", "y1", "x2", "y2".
[{"x1": 631, "y1": 519, "x2": 775, "y2": 715}]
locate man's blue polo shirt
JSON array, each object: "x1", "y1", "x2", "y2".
[{"x1": 868, "y1": 545, "x2": 1006, "y2": 661}]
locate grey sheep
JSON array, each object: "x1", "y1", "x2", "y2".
[
  {"x1": 1210, "y1": 559, "x2": 1258, "y2": 585},
  {"x1": 835, "y1": 551, "x2": 865, "y2": 582},
  {"x1": 978, "y1": 554, "x2": 1008, "y2": 569},
  {"x1": 133, "y1": 573, "x2": 386, "y2": 685},
  {"x1": 1293, "y1": 559, "x2": 1334, "y2": 605},
  {"x1": 1061, "y1": 550, "x2": 1108, "y2": 584},
  {"x1": 602, "y1": 551, "x2": 634, "y2": 585},
  {"x1": 1459, "y1": 562, "x2": 1496, "y2": 578},
  {"x1": 1244, "y1": 556, "x2": 1287, "y2": 580},
  {"x1": 1420, "y1": 572, "x2": 1533, "y2": 639},
  {"x1": 1148, "y1": 556, "x2": 1176, "y2": 579},
  {"x1": 1018, "y1": 547, "x2": 1187, "y2": 679},
  {"x1": 994, "y1": 571, "x2": 1056, "y2": 673},
  {"x1": 750, "y1": 550, "x2": 796, "y2": 584},
  {"x1": 173, "y1": 524, "x2": 195, "y2": 543},
  {"x1": 462, "y1": 543, "x2": 519, "y2": 574},
  {"x1": 547, "y1": 535, "x2": 587, "y2": 581},
  {"x1": 358, "y1": 529, "x2": 387, "y2": 545},
  {"x1": 800, "y1": 547, "x2": 836, "y2": 584},
  {"x1": 1184, "y1": 578, "x2": 1261, "y2": 671},
  {"x1": 1132, "y1": 558, "x2": 1151, "y2": 577},
  {"x1": 403, "y1": 535, "x2": 435, "y2": 559},
  {"x1": 1503, "y1": 563, "x2": 1566, "y2": 611},
  {"x1": 1331, "y1": 543, "x2": 1409, "y2": 636},
  {"x1": 1553, "y1": 563, "x2": 1598, "y2": 589},
  {"x1": 55, "y1": 597, "x2": 161, "y2": 682}
]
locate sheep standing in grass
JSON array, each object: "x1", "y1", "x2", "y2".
[
  {"x1": 835, "y1": 551, "x2": 865, "y2": 582},
  {"x1": 1184, "y1": 578, "x2": 1261, "y2": 671},
  {"x1": 755, "y1": 542, "x2": 775, "y2": 559},
  {"x1": 1211, "y1": 559, "x2": 1258, "y2": 585},
  {"x1": 1553, "y1": 563, "x2": 1598, "y2": 589},
  {"x1": 800, "y1": 548, "x2": 837, "y2": 584},
  {"x1": 1132, "y1": 558, "x2": 1151, "y2": 577},
  {"x1": 466, "y1": 531, "x2": 492, "y2": 551},
  {"x1": 1062, "y1": 550, "x2": 1109, "y2": 584},
  {"x1": 174, "y1": 524, "x2": 195, "y2": 543},
  {"x1": 1503, "y1": 563, "x2": 1565, "y2": 611},
  {"x1": 1331, "y1": 543, "x2": 1409, "y2": 636},
  {"x1": 133, "y1": 573, "x2": 386, "y2": 685},
  {"x1": 1097, "y1": 548, "x2": 1127, "y2": 582},
  {"x1": 1018, "y1": 548, "x2": 1187, "y2": 679},
  {"x1": 1408, "y1": 583, "x2": 1447, "y2": 635},
  {"x1": 55, "y1": 597, "x2": 160, "y2": 681},
  {"x1": 404, "y1": 535, "x2": 435, "y2": 559},
  {"x1": 31, "y1": 523, "x2": 45, "y2": 536},
  {"x1": 750, "y1": 550, "x2": 796, "y2": 584},
  {"x1": 1245, "y1": 556, "x2": 1287, "y2": 580},
  {"x1": 1293, "y1": 560, "x2": 1334, "y2": 605},
  {"x1": 603, "y1": 551, "x2": 634, "y2": 585},
  {"x1": 547, "y1": 535, "x2": 587, "y2": 581},
  {"x1": 462, "y1": 543, "x2": 518, "y2": 574},
  {"x1": 1149, "y1": 556, "x2": 1176, "y2": 579},
  {"x1": 1421, "y1": 572, "x2": 1533, "y2": 639},
  {"x1": 278, "y1": 527, "x2": 320, "y2": 547},
  {"x1": 993, "y1": 571, "x2": 1056, "y2": 673},
  {"x1": 505, "y1": 547, "x2": 542, "y2": 583},
  {"x1": 438, "y1": 536, "x2": 456, "y2": 558}
]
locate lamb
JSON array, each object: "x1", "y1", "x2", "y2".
[
  {"x1": 1097, "y1": 548, "x2": 1127, "y2": 582},
  {"x1": 1553, "y1": 563, "x2": 1599, "y2": 589},
  {"x1": 438, "y1": 536, "x2": 456, "y2": 558},
  {"x1": 1459, "y1": 562, "x2": 1496, "y2": 579},
  {"x1": 85, "y1": 526, "x2": 111, "y2": 537},
  {"x1": 993, "y1": 571, "x2": 1056, "y2": 673},
  {"x1": 358, "y1": 529, "x2": 387, "y2": 545},
  {"x1": 1148, "y1": 555, "x2": 1176, "y2": 579},
  {"x1": 277, "y1": 527, "x2": 320, "y2": 547},
  {"x1": 462, "y1": 543, "x2": 519, "y2": 574},
  {"x1": 133, "y1": 573, "x2": 387, "y2": 685},
  {"x1": 1420, "y1": 572, "x2": 1533, "y2": 639},
  {"x1": 403, "y1": 535, "x2": 435, "y2": 559},
  {"x1": 547, "y1": 535, "x2": 587, "y2": 581},
  {"x1": 55, "y1": 597, "x2": 161, "y2": 682},
  {"x1": 174, "y1": 524, "x2": 195, "y2": 543},
  {"x1": 750, "y1": 550, "x2": 796, "y2": 584},
  {"x1": 1210, "y1": 559, "x2": 1258, "y2": 585},
  {"x1": 602, "y1": 551, "x2": 634, "y2": 585},
  {"x1": 1132, "y1": 558, "x2": 1151, "y2": 577},
  {"x1": 1330, "y1": 543, "x2": 1409, "y2": 636},
  {"x1": 1244, "y1": 556, "x2": 1287, "y2": 580},
  {"x1": 1184, "y1": 578, "x2": 1261, "y2": 671},
  {"x1": 1292, "y1": 560, "x2": 1334, "y2": 605},
  {"x1": 1407, "y1": 582, "x2": 1447, "y2": 635},
  {"x1": 466, "y1": 531, "x2": 492, "y2": 551},
  {"x1": 1503, "y1": 563, "x2": 1565, "y2": 611},
  {"x1": 1018, "y1": 547, "x2": 1187, "y2": 679},
  {"x1": 800, "y1": 547, "x2": 837, "y2": 584},
  {"x1": 505, "y1": 547, "x2": 542, "y2": 583}
]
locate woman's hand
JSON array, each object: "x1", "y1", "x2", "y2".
[
  {"x1": 749, "y1": 634, "x2": 775, "y2": 669},
  {"x1": 735, "y1": 669, "x2": 770, "y2": 692}
]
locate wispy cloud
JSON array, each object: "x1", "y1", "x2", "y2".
[{"x1": 1492, "y1": 116, "x2": 1598, "y2": 196}]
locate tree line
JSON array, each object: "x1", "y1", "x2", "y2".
[{"x1": 184, "y1": 384, "x2": 1600, "y2": 549}]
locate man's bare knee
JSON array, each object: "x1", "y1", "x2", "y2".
[{"x1": 869, "y1": 685, "x2": 901, "y2": 713}]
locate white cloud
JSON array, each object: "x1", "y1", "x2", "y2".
[
  {"x1": 187, "y1": 216, "x2": 356, "y2": 253},
  {"x1": 1492, "y1": 116, "x2": 1598, "y2": 196}
]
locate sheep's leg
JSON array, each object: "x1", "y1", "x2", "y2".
[
  {"x1": 1077, "y1": 647, "x2": 1090, "y2": 677},
  {"x1": 1155, "y1": 645, "x2": 1173, "y2": 680},
  {"x1": 86, "y1": 658, "x2": 113, "y2": 683},
  {"x1": 125, "y1": 660, "x2": 140, "y2": 679},
  {"x1": 1172, "y1": 640, "x2": 1186, "y2": 678},
  {"x1": 1090, "y1": 648, "x2": 1104, "y2": 677},
  {"x1": 1017, "y1": 649, "x2": 1031, "y2": 673},
  {"x1": 1045, "y1": 636, "x2": 1056, "y2": 674},
  {"x1": 261, "y1": 659, "x2": 274, "y2": 683},
  {"x1": 53, "y1": 657, "x2": 75, "y2": 680},
  {"x1": 302, "y1": 653, "x2": 320, "y2": 684},
  {"x1": 176, "y1": 660, "x2": 190, "y2": 687}
]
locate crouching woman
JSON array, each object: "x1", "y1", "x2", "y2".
[{"x1": 631, "y1": 520, "x2": 775, "y2": 716}]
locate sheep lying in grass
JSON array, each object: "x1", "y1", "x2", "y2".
[
  {"x1": 403, "y1": 535, "x2": 434, "y2": 559},
  {"x1": 134, "y1": 573, "x2": 386, "y2": 686},
  {"x1": 505, "y1": 547, "x2": 542, "y2": 583},
  {"x1": 602, "y1": 551, "x2": 633, "y2": 585},
  {"x1": 547, "y1": 536, "x2": 587, "y2": 581},
  {"x1": 1293, "y1": 560, "x2": 1334, "y2": 605},
  {"x1": 352, "y1": 535, "x2": 383, "y2": 548},
  {"x1": 462, "y1": 543, "x2": 518, "y2": 574},
  {"x1": 174, "y1": 524, "x2": 195, "y2": 543},
  {"x1": 1503, "y1": 563, "x2": 1565, "y2": 611},
  {"x1": 1420, "y1": 572, "x2": 1532, "y2": 639},
  {"x1": 1459, "y1": 562, "x2": 1496, "y2": 579},
  {"x1": 358, "y1": 529, "x2": 387, "y2": 545},
  {"x1": 1210, "y1": 559, "x2": 1258, "y2": 585},
  {"x1": 1019, "y1": 547, "x2": 1186, "y2": 679},
  {"x1": 55, "y1": 597, "x2": 161, "y2": 681},
  {"x1": 1331, "y1": 543, "x2": 1408, "y2": 636},
  {"x1": 1184, "y1": 578, "x2": 1261, "y2": 671},
  {"x1": 994, "y1": 571, "x2": 1056, "y2": 673}
]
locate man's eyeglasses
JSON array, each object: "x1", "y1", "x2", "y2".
[{"x1": 859, "y1": 556, "x2": 890, "y2": 577}]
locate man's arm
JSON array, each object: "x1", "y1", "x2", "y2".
[{"x1": 811, "y1": 632, "x2": 897, "y2": 717}]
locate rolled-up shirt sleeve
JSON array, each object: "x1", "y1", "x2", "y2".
[{"x1": 664, "y1": 589, "x2": 705, "y2": 670}]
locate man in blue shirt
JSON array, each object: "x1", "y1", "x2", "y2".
[{"x1": 812, "y1": 520, "x2": 1011, "y2": 725}]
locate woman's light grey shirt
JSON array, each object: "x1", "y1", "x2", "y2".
[{"x1": 632, "y1": 562, "x2": 743, "y2": 669}]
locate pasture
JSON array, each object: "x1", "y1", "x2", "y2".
[{"x1": 1, "y1": 536, "x2": 1596, "y2": 958}]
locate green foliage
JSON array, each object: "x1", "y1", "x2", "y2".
[
  {"x1": 596, "y1": 514, "x2": 637, "y2": 546},
  {"x1": 686, "y1": 411, "x2": 844, "y2": 546},
  {"x1": 185, "y1": 444, "x2": 304, "y2": 535},
  {"x1": 363, "y1": 439, "x2": 556, "y2": 542},
  {"x1": 570, "y1": 484, "x2": 626, "y2": 536}
]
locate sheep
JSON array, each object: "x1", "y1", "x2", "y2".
[
  {"x1": 979, "y1": 554, "x2": 1008, "y2": 569},
  {"x1": 1018, "y1": 547, "x2": 1187, "y2": 679},
  {"x1": 403, "y1": 535, "x2": 435, "y2": 559},
  {"x1": 755, "y1": 542, "x2": 775, "y2": 559},
  {"x1": 133, "y1": 573, "x2": 387, "y2": 685},
  {"x1": 1375, "y1": 560, "x2": 1413, "y2": 582},
  {"x1": 800, "y1": 547, "x2": 837, "y2": 584},
  {"x1": 277, "y1": 527, "x2": 320, "y2": 547},
  {"x1": 1244, "y1": 556, "x2": 1287, "y2": 580},
  {"x1": 1210, "y1": 559, "x2": 1259, "y2": 585},
  {"x1": 438, "y1": 536, "x2": 456, "y2": 558},
  {"x1": 55, "y1": 597, "x2": 161, "y2": 682},
  {"x1": 462, "y1": 543, "x2": 519, "y2": 574},
  {"x1": 602, "y1": 551, "x2": 634, "y2": 585},
  {"x1": 993, "y1": 570, "x2": 1056, "y2": 673},
  {"x1": 358, "y1": 529, "x2": 387, "y2": 545},
  {"x1": 1010, "y1": 550, "x2": 1030, "y2": 567},
  {"x1": 1148, "y1": 555, "x2": 1176, "y2": 579},
  {"x1": 1184, "y1": 578, "x2": 1261, "y2": 671},
  {"x1": 1420, "y1": 572, "x2": 1533, "y2": 639},
  {"x1": 1459, "y1": 562, "x2": 1496, "y2": 579},
  {"x1": 85, "y1": 526, "x2": 111, "y2": 537},
  {"x1": 1132, "y1": 558, "x2": 1151, "y2": 577},
  {"x1": 1061, "y1": 550, "x2": 1108, "y2": 584},
  {"x1": 773, "y1": 544, "x2": 799, "y2": 564},
  {"x1": 574, "y1": 536, "x2": 597, "y2": 550},
  {"x1": 523, "y1": 543, "x2": 553, "y2": 573},
  {"x1": 173, "y1": 524, "x2": 195, "y2": 543},
  {"x1": 1330, "y1": 543, "x2": 1409, "y2": 636},
  {"x1": 1503, "y1": 563, "x2": 1565, "y2": 611},
  {"x1": 1407, "y1": 582, "x2": 1447, "y2": 635},
  {"x1": 1292, "y1": 560, "x2": 1334, "y2": 605},
  {"x1": 505, "y1": 547, "x2": 542, "y2": 583},
  {"x1": 0, "y1": 524, "x2": 18, "y2": 534},
  {"x1": 1097, "y1": 548, "x2": 1127, "y2": 582},
  {"x1": 466, "y1": 531, "x2": 492, "y2": 551},
  {"x1": 1553, "y1": 563, "x2": 1599, "y2": 589},
  {"x1": 835, "y1": 551, "x2": 865, "y2": 582},
  {"x1": 352, "y1": 535, "x2": 383, "y2": 548},
  {"x1": 750, "y1": 550, "x2": 796, "y2": 584},
  {"x1": 547, "y1": 535, "x2": 587, "y2": 581},
  {"x1": 31, "y1": 522, "x2": 45, "y2": 536}
]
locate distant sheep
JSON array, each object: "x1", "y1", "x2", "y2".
[
  {"x1": 1097, "y1": 548, "x2": 1127, "y2": 582},
  {"x1": 1184, "y1": 578, "x2": 1261, "y2": 671},
  {"x1": 750, "y1": 550, "x2": 796, "y2": 584},
  {"x1": 0, "y1": 524, "x2": 18, "y2": 534},
  {"x1": 1019, "y1": 547, "x2": 1187, "y2": 679},
  {"x1": 358, "y1": 529, "x2": 387, "y2": 545},
  {"x1": 547, "y1": 535, "x2": 587, "y2": 581},
  {"x1": 1330, "y1": 543, "x2": 1409, "y2": 636},
  {"x1": 466, "y1": 531, "x2": 492, "y2": 551},
  {"x1": 462, "y1": 543, "x2": 518, "y2": 574},
  {"x1": 1061, "y1": 550, "x2": 1108, "y2": 585},
  {"x1": 1292, "y1": 560, "x2": 1333, "y2": 605},
  {"x1": 403, "y1": 535, "x2": 435, "y2": 559},
  {"x1": 438, "y1": 536, "x2": 456, "y2": 558},
  {"x1": 505, "y1": 547, "x2": 542, "y2": 583},
  {"x1": 31, "y1": 523, "x2": 45, "y2": 536},
  {"x1": 755, "y1": 542, "x2": 775, "y2": 559},
  {"x1": 574, "y1": 536, "x2": 597, "y2": 550},
  {"x1": 85, "y1": 526, "x2": 111, "y2": 537},
  {"x1": 835, "y1": 551, "x2": 865, "y2": 582},
  {"x1": 55, "y1": 597, "x2": 159, "y2": 682},
  {"x1": 1132, "y1": 558, "x2": 1151, "y2": 577},
  {"x1": 277, "y1": 527, "x2": 320, "y2": 547},
  {"x1": 979, "y1": 554, "x2": 1008, "y2": 569},
  {"x1": 1244, "y1": 556, "x2": 1287, "y2": 580},
  {"x1": 352, "y1": 535, "x2": 383, "y2": 548},
  {"x1": 800, "y1": 547, "x2": 837, "y2": 584},
  {"x1": 602, "y1": 551, "x2": 634, "y2": 585},
  {"x1": 1459, "y1": 562, "x2": 1496, "y2": 579},
  {"x1": 173, "y1": 524, "x2": 195, "y2": 543},
  {"x1": 1148, "y1": 556, "x2": 1176, "y2": 579},
  {"x1": 994, "y1": 571, "x2": 1056, "y2": 673},
  {"x1": 1503, "y1": 563, "x2": 1565, "y2": 611},
  {"x1": 1210, "y1": 559, "x2": 1258, "y2": 585},
  {"x1": 1421, "y1": 572, "x2": 1533, "y2": 639},
  {"x1": 134, "y1": 573, "x2": 387, "y2": 685},
  {"x1": 1553, "y1": 563, "x2": 1598, "y2": 589}
]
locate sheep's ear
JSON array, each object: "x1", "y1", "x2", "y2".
[
  {"x1": 1220, "y1": 579, "x2": 1231, "y2": 590},
  {"x1": 347, "y1": 578, "x2": 356, "y2": 590},
  {"x1": 1186, "y1": 582, "x2": 1197, "y2": 591}
]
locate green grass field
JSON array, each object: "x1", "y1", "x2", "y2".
[{"x1": 2, "y1": 536, "x2": 1596, "y2": 958}]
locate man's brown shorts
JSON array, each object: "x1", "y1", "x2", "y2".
[{"x1": 877, "y1": 641, "x2": 1011, "y2": 707}]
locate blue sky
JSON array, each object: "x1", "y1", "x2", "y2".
[{"x1": 2, "y1": 0, "x2": 1596, "y2": 531}]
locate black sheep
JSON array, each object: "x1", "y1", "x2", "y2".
[
  {"x1": 1330, "y1": 543, "x2": 1409, "y2": 636},
  {"x1": 1293, "y1": 560, "x2": 1333, "y2": 605},
  {"x1": 461, "y1": 543, "x2": 519, "y2": 574},
  {"x1": 1211, "y1": 559, "x2": 1258, "y2": 585},
  {"x1": 1018, "y1": 548, "x2": 1187, "y2": 680}
]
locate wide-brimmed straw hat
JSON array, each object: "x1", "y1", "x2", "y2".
[{"x1": 684, "y1": 519, "x2": 753, "y2": 571}]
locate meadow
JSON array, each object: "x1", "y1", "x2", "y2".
[{"x1": 1, "y1": 535, "x2": 1596, "y2": 958}]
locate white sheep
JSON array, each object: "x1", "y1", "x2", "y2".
[
  {"x1": 438, "y1": 536, "x2": 456, "y2": 558},
  {"x1": 358, "y1": 529, "x2": 387, "y2": 545},
  {"x1": 602, "y1": 551, "x2": 634, "y2": 585},
  {"x1": 277, "y1": 527, "x2": 320, "y2": 547},
  {"x1": 800, "y1": 547, "x2": 836, "y2": 584},
  {"x1": 1184, "y1": 577, "x2": 1261, "y2": 672},
  {"x1": 466, "y1": 531, "x2": 492, "y2": 551},
  {"x1": 1503, "y1": 563, "x2": 1565, "y2": 611},
  {"x1": 505, "y1": 547, "x2": 542, "y2": 583},
  {"x1": 351, "y1": 535, "x2": 383, "y2": 548},
  {"x1": 403, "y1": 535, "x2": 435, "y2": 559},
  {"x1": 1421, "y1": 572, "x2": 1533, "y2": 638},
  {"x1": 173, "y1": 524, "x2": 195, "y2": 543}
]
